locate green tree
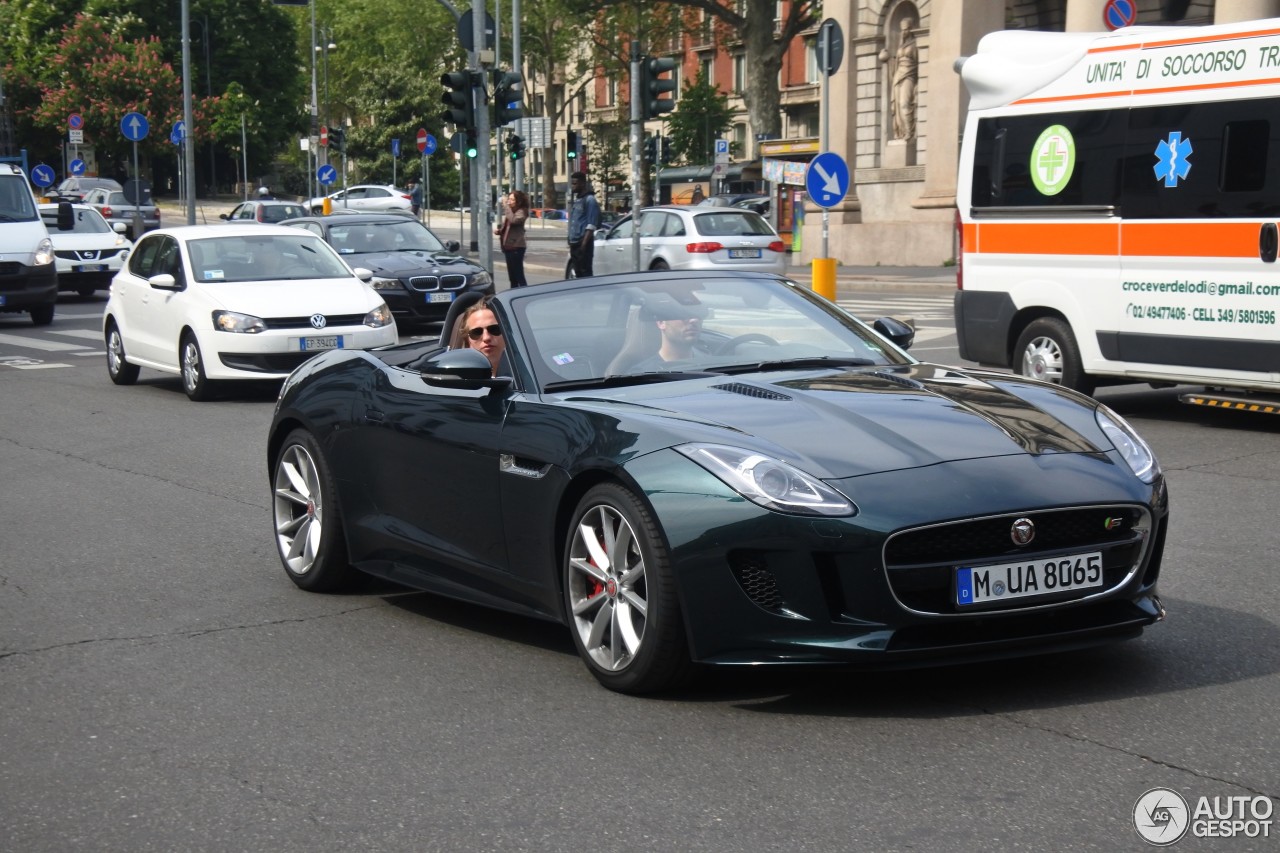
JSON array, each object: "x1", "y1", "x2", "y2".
[{"x1": 666, "y1": 71, "x2": 733, "y2": 165}]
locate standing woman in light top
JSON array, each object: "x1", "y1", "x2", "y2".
[{"x1": 495, "y1": 189, "x2": 530, "y2": 287}]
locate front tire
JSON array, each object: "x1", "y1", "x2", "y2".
[
  {"x1": 271, "y1": 429, "x2": 356, "y2": 592},
  {"x1": 1015, "y1": 317, "x2": 1095, "y2": 396},
  {"x1": 105, "y1": 321, "x2": 140, "y2": 385},
  {"x1": 29, "y1": 303, "x2": 54, "y2": 326},
  {"x1": 180, "y1": 333, "x2": 216, "y2": 401},
  {"x1": 564, "y1": 483, "x2": 692, "y2": 694}
]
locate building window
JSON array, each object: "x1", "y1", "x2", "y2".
[
  {"x1": 805, "y1": 40, "x2": 820, "y2": 84},
  {"x1": 701, "y1": 57, "x2": 713, "y2": 86},
  {"x1": 733, "y1": 123, "x2": 747, "y2": 155},
  {"x1": 733, "y1": 55, "x2": 746, "y2": 94},
  {"x1": 603, "y1": 76, "x2": 616, "y2": 108}
]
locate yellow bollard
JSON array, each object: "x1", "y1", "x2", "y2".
[
  {"x1": 812, "y1": 257, "x2": 836, "y2": 302},
  {"x1": 322, "y1": 197, "x2": 332, "y2": 216}
]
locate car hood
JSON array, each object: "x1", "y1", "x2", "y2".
[
  {"x1": 345, "y1": 251, "x2": 480, "y2": 276},
  {"x1": 50, "y1": 233, "x2": 127, "y2": 251},
  {"x1": 561, "y1": 364, "x2": 1110, "y2": 479},
  {"x1": 193, "y1": 279, "x2": 382, "y2": 317}
]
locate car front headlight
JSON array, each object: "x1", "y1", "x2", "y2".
[
  {"x1": 675, "y1": 443, "x2": 856, "y2": 517},
  {"x1": 370, "y1": 276, "x2": 403, "y2": 291},
  {"x1": 213, "y1": 310, "x2": 267, "y2": 334},
  {"x1": 469, "y1": 270, "x2": 492, "y2": 288},
  {"x1": 1095, "y1": 404, "x2": 1160, "y2": 483},
  {"x1": 34, "y1": 237, "x2": 54, "y2": 266},
  {"x1": 364, "y1": 302, "x2": 393, "y2": 328}
]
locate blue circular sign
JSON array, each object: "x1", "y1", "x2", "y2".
[
  {"x1": 68, "y1": 113, "x2": 84, "y2": 130},
  {"x1": 120, "y1": 111, "x2": 150, "y2": 142},
  {"x1": 170, "y1": 121, "x2": 186, "y2": 145},
  {"x1": 805, "y1": 151, "x2": 850, "y2": 209},
  {"x1": 30, "y1": 164, "x2": 56, "y2": 188},
  {"x1": 1104, "y1": 0, "x2": 1136, "y2": 30},
  {"x1": 70, "y1": 159, "x2": 87, "y2": 176},
  {"x1": 424, "y1": 134, "x2": 437, "y2": 156},
  {"x1": 317, "y1": 164, "x2": 337, "y2": 186}
]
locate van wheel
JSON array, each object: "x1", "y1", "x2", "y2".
[
  {"x1": 1015, "y1": 318, "x2": 1095, "y2": 396},
  {"x1": 30, "y1": 303, "x2": 54, "y2": 326}
]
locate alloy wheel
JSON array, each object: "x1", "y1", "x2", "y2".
[
  {"x1": 273, "y1": 443, "x2": 324, "y2": 576},
  {"x1": 567, "y1": 504, "x2": 648, "y2": 672}
]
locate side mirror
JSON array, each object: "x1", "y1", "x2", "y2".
[
  {"x1": 148, "y1": 273, "x2": 181, "y2": 291},
  {"x1": 57, "y1": 201, "x2": 74, "y2": 232},
  {"x1": 350, "y1": 267, "x2": 373, "y2": 282},
  {"x1": 418, "y1": 348, "x2": 511, "y2": 391},
  {"x1": 445, "y1": 240, "x2": 461, "y2": 253},
  {"x1": 873, "y1": 316, "x2": 915, "y2": 350},
  {"x1": 113, "y1": 222, "x2": 128, "y2": 234},
  {"x1": 219, "y1": 213, "x2": 230, "y2": 220}
]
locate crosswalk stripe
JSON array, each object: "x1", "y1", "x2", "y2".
[
  {"x1": 0, "y1": 332, "x2": 90, "y2": 352},
  {"x1": 50, "y1": 329, "x2": 106, "y2": 341}
]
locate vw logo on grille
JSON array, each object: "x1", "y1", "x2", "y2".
[
  {"x1": 1010, "y1": 517, "x2": 1036, "y2": 546},
  {"x1": 309, "y1": 314, "x2": 327, "y2": 329}
]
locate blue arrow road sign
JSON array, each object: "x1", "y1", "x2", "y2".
[
  {"x1": 70, "y1": 159, "x2": 87, "y2": 176},
  {"x1": 317, "y1": 164, "x2": 337, "y2": 186},
  {"x1": 30, "y1": 164, "x2": 56, "y2": 188},
  {"x1": 392, "y1": 138, "x2": 401, "y2": 157},
  {"x1": 423, "y1": 134, "x2": 437, "y2": 156},
  {"x1": 805, "y1": 151, "x2": 850, "y2": 209},
  {"x1": 170, "y1": 121, "x2": 186, "y2": 145},
  {"x1": 120, "y1": 111, "x2": 150, "y2": 142}
]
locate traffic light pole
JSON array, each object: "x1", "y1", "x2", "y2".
[
  {"x1": 630, "y1": 41, "x2": 643, "y2": 273},
  {"x1": 473, "y1": 6, "x2": 492, "y2": 272}
]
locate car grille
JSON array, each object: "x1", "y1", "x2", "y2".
[
  {"x1": 0, "y1": 262, "x2": 21, "y2": 276},
  {"x1": 263, "y1": 314, "x2": 368, "y2": 330},
  {"x1": 55, "y1": 249, "x2": 125, "y2": 261},
  {"x1": 882, "y1": 505, "x2": 1151, "y2": 615},
  {"x1": 407, "y1": 274, "x2": 469, "y2": 292},
  {"x1": 219, "y1": 352, "x2": 324, "y2": 373}
]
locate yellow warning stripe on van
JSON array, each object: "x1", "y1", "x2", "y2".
[{"x1": 970, "y1": 221, "x2": 1260, "y2": 258}]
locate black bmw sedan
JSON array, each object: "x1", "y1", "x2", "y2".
[
  {"x1": 267, "y1": 271, "x2": 1169, "y2": 695},
  {"x1": 282, "y1": 212, "x2": 492, "y2": 328}
]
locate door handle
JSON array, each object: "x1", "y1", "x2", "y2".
[{"x1": 1260, "y1": 222, "x2": 1277, "y2": 263}]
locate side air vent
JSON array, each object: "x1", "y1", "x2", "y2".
[
  {"x1": 729, "y1": 552, "x2": 786, "y2": 612},
  {"x1": 870, "y1": 371, "x2": 925, "y2": 389},
  {"x1": 712, "y1": 382, "x2": 792, "y2": 401}
]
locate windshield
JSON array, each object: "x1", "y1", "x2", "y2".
[
  {"x1": 41, "y1": 207, "x2": 112, "y2": 234},
  {"x1": 186, "y1": 233, "x2": 355, "y2": 282},
  {"x1": 326, "y1": 220, "x2": 447, "y2": 254},
  {"x1": 510, "y1": 276, "x2": 914, "y2": 392},
  {"x1": 0, "y1": 175, "x2": 38, "y2": 222}
]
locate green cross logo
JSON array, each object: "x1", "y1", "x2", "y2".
[{"x1": 1031, "y1": 125, "x2": 1076, "y2": 196}]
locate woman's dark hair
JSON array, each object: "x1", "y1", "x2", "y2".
[{"x1": 510, "y1": 190, "x2": 530, "y2": 212}]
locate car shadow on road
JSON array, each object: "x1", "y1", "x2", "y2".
[{"x1": 383, "y1": 588, "x2": 578, "y2": 658}]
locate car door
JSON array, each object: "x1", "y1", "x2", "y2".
[
  {"x1": 594, "y1": 217, "x2": 633, "y2": 275},
  {"x1": 134, "y1": 236, "x2": 189, "y2": 368},
  {"x1": 342, "y1": 366, "x2": 511, "y2": 589},
  {"x1": 637, "y1": 210, "x2": 673, "y2": 269},
  {"x1": 342, "y1": 187, "x2": 370, "y2": 210},
  {"x1": 359, "y1": 187, "x2": 390, "y2": 210},
  {"x1": 115, "y1": 235, "x2": 164, "y2": 363}
]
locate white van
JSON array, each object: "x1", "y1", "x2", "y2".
[
  {"x1": 954, "y1": 19, "x2": 1280, "y2": 412},
  {"x1": 0, "y1": 163, "x2": 59, "y2": 325}
]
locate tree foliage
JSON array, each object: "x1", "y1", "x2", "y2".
[{"x1": 666, "y1": 71, "x2": 733, "y2": 164}]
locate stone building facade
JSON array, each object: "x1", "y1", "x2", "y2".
[{"x1": 800, "y1": 0, "x2": 1280, "y2": 267}]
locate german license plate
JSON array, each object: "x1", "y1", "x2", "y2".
[
  {"x1": 299, "y1": 335, "x2": 343, "y2": 351},
  {"x1": 728, "y1": 248, "x2": 761, "y2": 259},
  {"x1": 428, "y1": 292, "x2": 454, "y2": 304},
  {"x1": 956, "y1": 551, "x2": 1103, "y2": 607},
  {"x1": 74, "y1": 264, "x2": 107, "y2": 272}
]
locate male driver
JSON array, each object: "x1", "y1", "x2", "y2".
[
  {"x1": 628, "y1": 304, "x2": 708, "y2": 372},
  {"x1": 566, "y1": 171, "x2": 601, "y2": 278}
]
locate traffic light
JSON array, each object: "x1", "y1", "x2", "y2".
[
  {"x1": 641, "y1": 56, "x2": 678, "y2": 120},
  {"x1": 566, "y1": 130, "x2": 578, "y2": 161},
  {"x1": 660, "y1": 137, "x2": 674, "y2": 164},
  {"x1": 506, "y1": 133, "x2": 525, "y2": 161},
  {"x1": 643, "y1": 135, "x2": 657, "y2": 164},
  {"x1": 329, "y1": 127, "x2": 346, "y2": 153},
  {"x1": 492, "y1": 70, "x2": 524, "y2": 126},
  {"x1": 440, "y1": 70, "x2": 476, "y2": 132}
]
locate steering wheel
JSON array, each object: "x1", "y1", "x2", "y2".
[{"x1": 714, "y1": 333, "x2": 780, "y2": 355}]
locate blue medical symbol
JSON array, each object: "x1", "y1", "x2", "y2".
[{"x1": 1154, "y1": 132, "x2": 1193, "y2": 188}]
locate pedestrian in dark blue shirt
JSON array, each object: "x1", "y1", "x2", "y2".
[{"x1": 566, "y1": 171, "x2": 601, "y2": 278}]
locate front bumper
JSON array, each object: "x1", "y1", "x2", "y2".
[
  {"x1": 0, "y1": 261, "x2": 58, "y2": 310},
  {"x1": 205, "y1": 325, "x2": 398, "y2": 380},
  {"x1": 629, "y1": 448, "x2": 1168, "y2": 668}
]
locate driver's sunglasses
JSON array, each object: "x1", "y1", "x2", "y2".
[{"x1": 466, "y1": 324, "x2": 503, "y2": 341}]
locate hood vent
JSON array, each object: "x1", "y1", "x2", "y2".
[
  {"x1": 870, "y1": 370, "x2": 925, "y2": 390},
  {"x1": 712, "y1": 382, "x2": 793, "y2": 401}
]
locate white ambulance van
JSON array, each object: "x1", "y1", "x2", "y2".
[
  {"x1": 955, "y1": 19, "x2": 1280, "y2": 413},
  {"x1": 0, "y1": 162, "x2": 59, "y2": 325}
]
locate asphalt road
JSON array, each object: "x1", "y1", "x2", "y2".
[{"x1": 1, "y1": 293, "x2": 1277, "y2": 852}]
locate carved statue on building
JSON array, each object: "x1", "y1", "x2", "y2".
[{"x1": 889, "y1": 16, "x2": 918, "y2": 141}]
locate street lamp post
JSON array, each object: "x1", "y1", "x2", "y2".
[{"x1": 191, "y1": 16, "x2": 215, "y2": 197}]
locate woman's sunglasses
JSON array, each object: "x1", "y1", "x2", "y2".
[{"x1": 466, "y1": 324, "x2": 503, "y2": 341}]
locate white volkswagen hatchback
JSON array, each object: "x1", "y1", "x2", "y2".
[{"x1": 103, "y1": 225, "x2": 396, "y2": 400}]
